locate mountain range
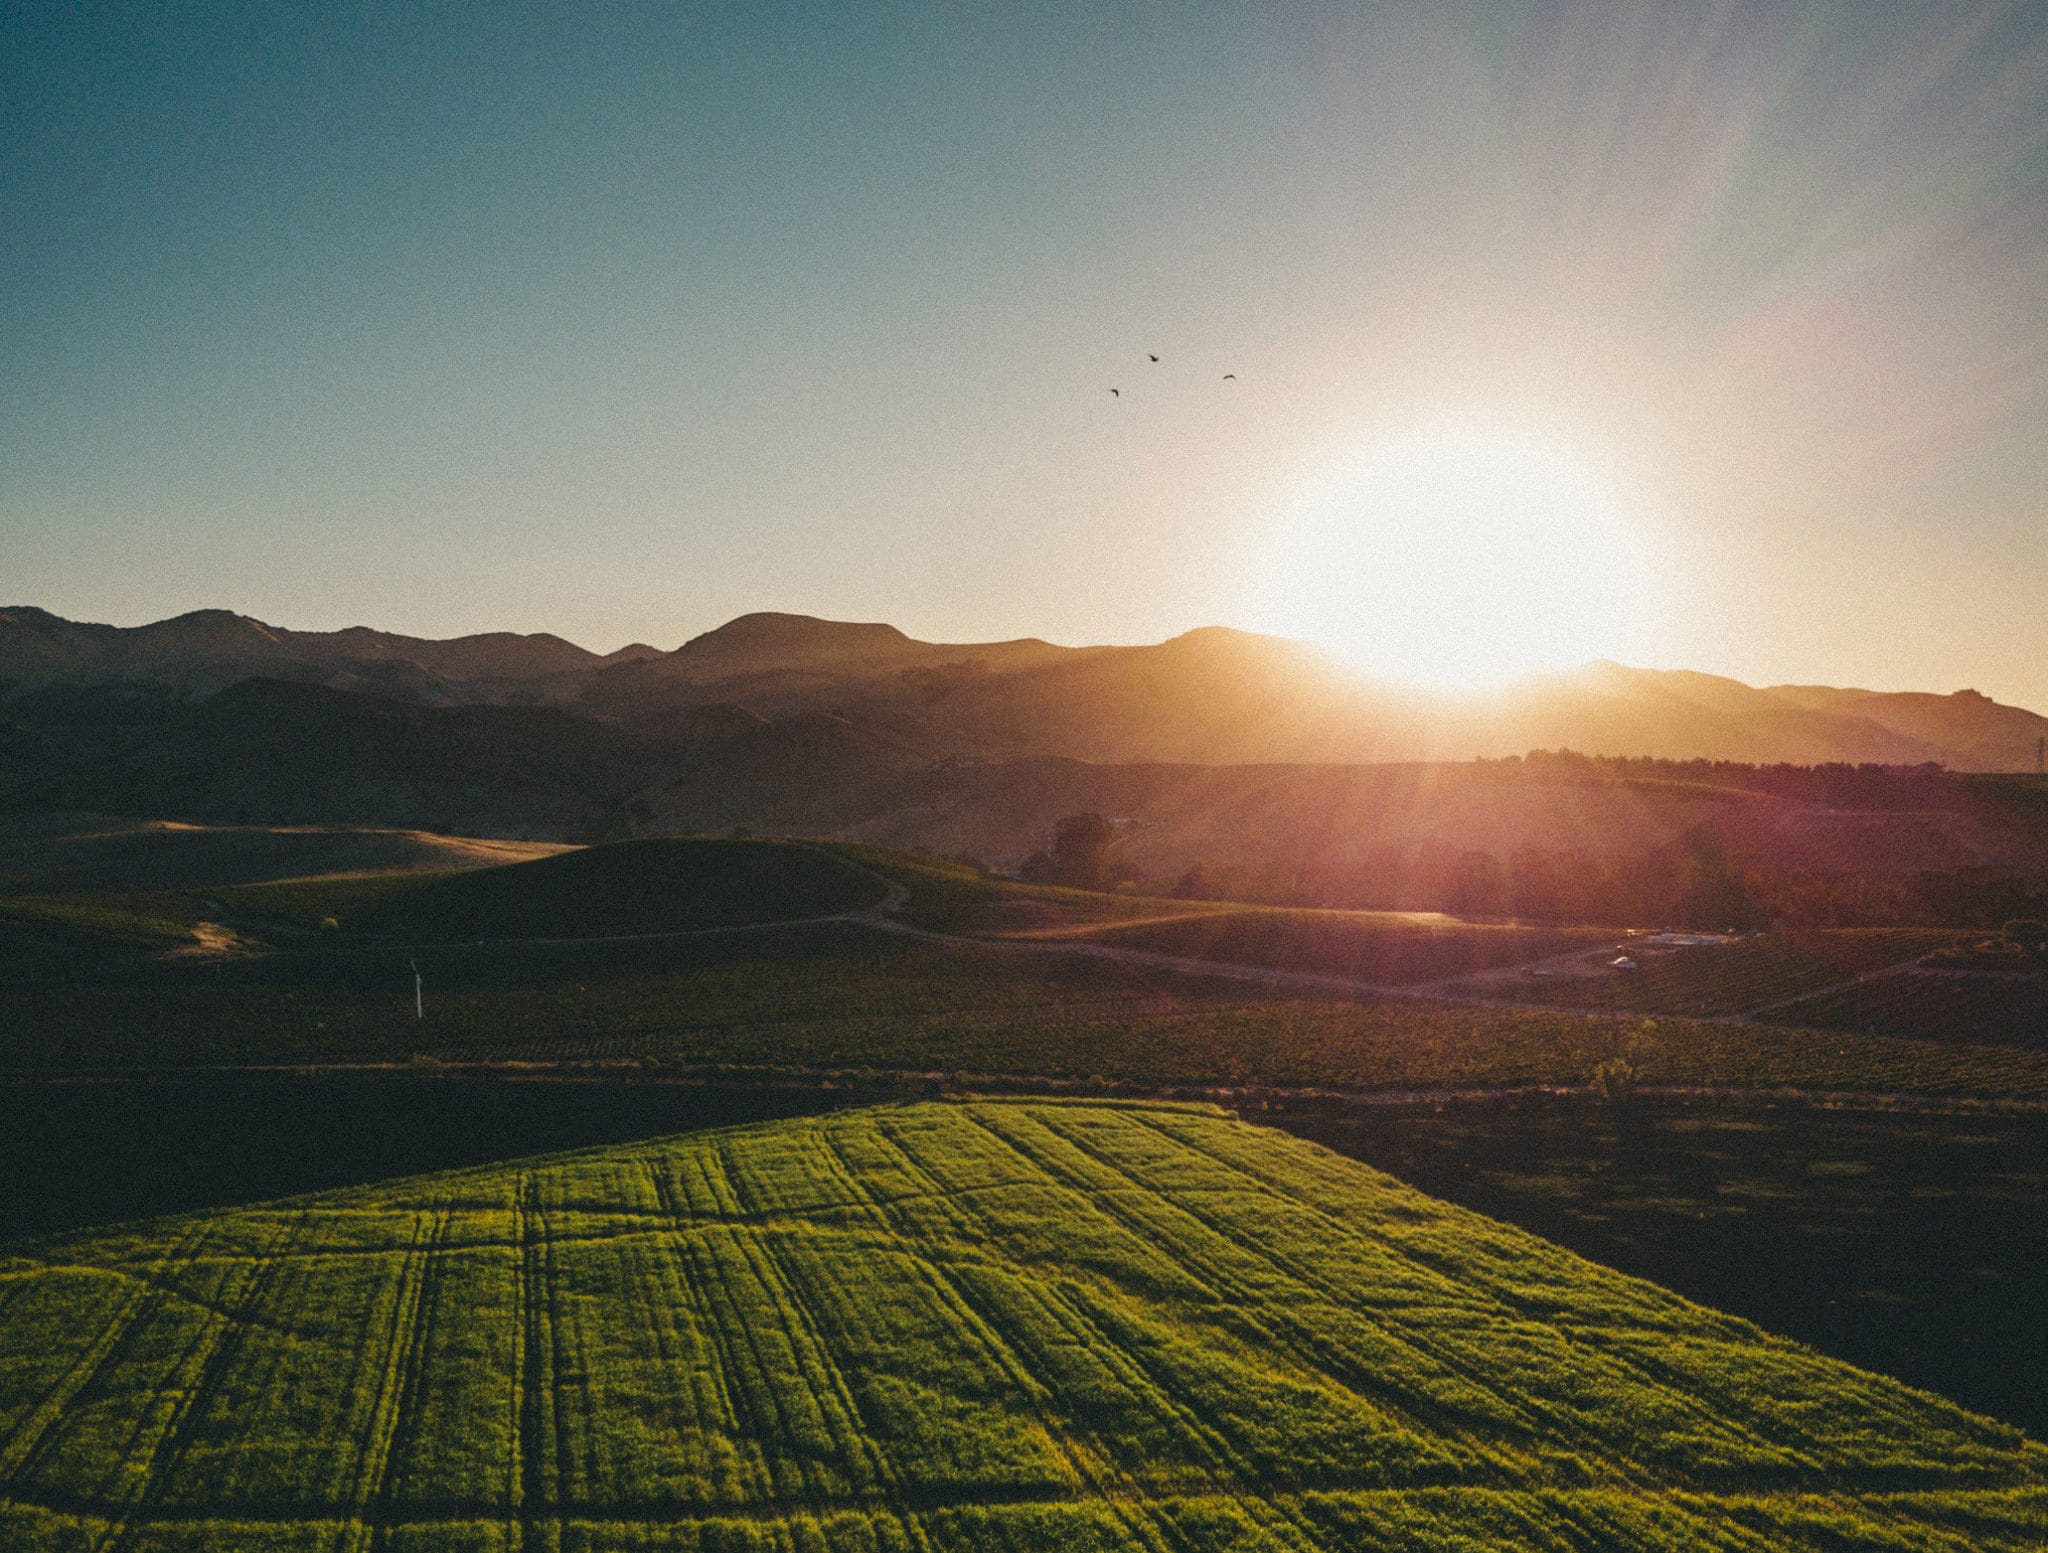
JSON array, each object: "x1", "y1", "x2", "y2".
[
  {"x1": 5, "y1": 607, "x2": 2047, "y2": 916},
  {"x1": 6, "y1": 605, "x2": 2044, "y2": 772}
]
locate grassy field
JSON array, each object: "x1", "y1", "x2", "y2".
[
  {"x1": 0, "y1": 836, "x2": 884, "y2": 963},
  {"x1": 824, "y1": 844, "x2": 1614, "y2": 980},
  {"x1": 1, "y1": 1099, "x2": 2041, "y2": 1551},
  {"x1": 5, "y1": 835, "x2": 2046, "y2": 1103},
  {"x1": 0, "y1": 818, "x2": 566, "y2": 895},
  {"x1": 1275, "y1": 1100, "x2": 2048, "y2": 1439},
  {"x1": 820, "y1": 843, "x2": 1221, "y2": 934},
  {"x1": 1769, "y1": 969, "x2": 2048, "y2": 1047},
  {"x1": 9, "y1": 918, "x2": 2048, "y2": 1100},
  {"x1": 1056, "y1": 909, "x2": 1613, "y2": 985},
  {"x1": 1490, "y1": 930, "x2": 1968, "y2": 1018},
  {"x1": 334, "y1": 837, "x2": 884, "y2": 941}
]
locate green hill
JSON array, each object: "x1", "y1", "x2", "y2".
[
  {"x1": 0, "y1": 817, "x2": 568, "y2": 896},
  {"x1": 0, "y1": 1101, "x2": 2039, "y2": 1550},
  {"x1": 343, "y1": 837, "x2": 885, "y2": 941},
  {"x1": 0, "y1": 837, "x2": 885, "y2": 972}
]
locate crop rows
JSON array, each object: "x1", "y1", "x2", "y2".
[
  {"x1": 1, "y1": 1101, "x2": 2042, "y2": 1550},
  {"x1": 9, "y1": 920, "x2": 2048, "y2": 1101},
  {"x1": 1499, "y1": 930, "x2": 1966, "y2": 1017},
  {"x1": 1060, "y1": 911, "x2": 1611, "y2": 985},
  {"x1": 1767, "y1": 969, "x2": 2048, "y2": 1047}
]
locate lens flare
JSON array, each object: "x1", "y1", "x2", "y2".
[{"x1": 1242, "y1": 422, "x2": 1667, "y2": 692}]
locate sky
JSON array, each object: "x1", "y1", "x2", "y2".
[{"x1": 5, "y1": 2, "x2": 2048, "y2": 705}]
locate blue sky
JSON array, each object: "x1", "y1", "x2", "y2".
[{"x1": 5, "y1": 2, "x2": 2047, "y2": 706}]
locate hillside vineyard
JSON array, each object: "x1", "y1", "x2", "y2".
[{"x1": 1, "y1": 1101, "x2": 2041, "y2": 1551}]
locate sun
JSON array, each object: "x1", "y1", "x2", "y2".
[{"x1": 1241, "y1": 421, "x2": 1666, "y2": 693}]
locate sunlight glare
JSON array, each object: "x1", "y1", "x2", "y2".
[{"x1": 1243, "y1": 422, "x2": 1665, "y2": 692}]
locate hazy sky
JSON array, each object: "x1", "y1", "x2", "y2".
[{"x1": 6, "y1": 3, "x2": 2047, "y2": 705}]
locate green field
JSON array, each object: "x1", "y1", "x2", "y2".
[
  {"x1": 1055, "y1": 909, "x2": 1612, "y2": 985},
  {"x1": 818, "y1": 843, "x2": 1224, "y2": 934},
  {"x1": 10, "y1": 918, "x2": 2048, "y2": 1101},
  {"x1": 3, "y1": 836, "x2": 883, "y2": 967},
  {"x1": 0, "y1": 818, "x2": 568, "y2": 895},
  {"x1": 335, "y1": 838, "x2": 884, "y2": 941},
  {"x1": 1275, "y1": 1101, "x2": 2048, "y2": 1438},
  {"x1": 1768, "y1": 969, "x2": 2048, "y2": 1047},
  {"x1": 5, "y1": 836, "x2": 2047, "y2": 1105},
  {"x1": 1491, "y1": 930, "x2": 1968, "y2": 1018},
  {"x1": 2, "y1": 1100, "x2": 2041, "y2": 1551}
]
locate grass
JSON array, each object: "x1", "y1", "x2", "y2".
[
  {"x1": 0, "y1": 895, "x2": 200, "y2": 950},
  {"x1": 1496, "y1": 930, "x2": 1969, "y2": 1017},
  {"x1": 6, "y1": 837, "x2": 2046, "y2": 1103},
  {"x1": 822, "y1": 845, "x2": 1611, "y2": 984},
  {"x1": 1, "y1": 836, "x2": 885, "y2": 959},
  {"x1": 315, "y1": 837, "x2": 885, "y2": 941},
  {"x1": 1767, "y1": 969, "x2": 2048, "y2": 1047},
  {"x1": 1058, "y1": 908, "x2": 1613, "y2": 985},
  {"x1": 0, "y1": 818, "x2": 567, "y2": 895},
  {"x1": 820, "y1": 842, "x2": 1218, "y2": 933},
  {"x1": 8, "y1": 918, "x2": 2048, "y2": 1101},
  {"x1": 1276, "y1": 1102, "x2": 2048, "y2": 1439},
  {"x1": 0, "y1": 1099, "x2": 2040, "y2": 1550}
]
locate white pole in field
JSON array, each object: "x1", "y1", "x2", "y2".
[{"x1": 410, "y1": 959, "x2": 423, "y2": 1021}]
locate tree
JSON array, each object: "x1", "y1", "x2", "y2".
[
  {"x1": 1509, "y1": 846, "x2": 1567, "y2": 920},
  {"x1": 1021, "y1": 814, "x2": 1124, "y2": 889},
  {"x1": 1046, "y1": 813, "x2": 1119, "y2": 889},
  {"x1": 1447, "y1": 850, "x2": 1505, "y2": 916},
  {"x1": 2004, "y1": 918, "x2": 2048, "y2": 957}
]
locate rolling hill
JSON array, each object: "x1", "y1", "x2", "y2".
[
  {"x1": 340, "y1": 836, "x2": 884, "y2": 940},
  {"x1": 8, "y1": 605, "x2": 2046, "y2": 771},
  {"x1": 0, "y1": 816, "x2": 567, "y2": 895},
  {"x1": 8, "y1": 683, "x2": 2047, "y2": 924},
  {"x1": 0, "y1": 605, "x2": 660, "y2": 702},
  {"x1": 4, "y1": 678, "x2": 678, "y2": 839},
  {"x1": 7, "y1": 609, "x2": 2048, "y2": 922},
  {"x1": 0, "y1": 1100, "x2": 2040, "y2": 1551}
]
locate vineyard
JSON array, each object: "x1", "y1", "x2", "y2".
[
  {"x1": 1493, "y1": 930, "x2": 1966, "y2": 1017},
  {"x1": 1, "y1": 1100, "x2": 2042, "y2": 1551},
  {"x1": 1052, "y1": 908, "x2": 1611, "y2": 985},
  {"x1": 1767, "y1": 969, "x2": 2048, "y2": 1047},
  {"x1": 9, "y1": 918, "x2": 2048, "y2": 1100}
]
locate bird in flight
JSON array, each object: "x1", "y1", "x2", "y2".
[
  {"x1": 1109, "y1": 388, "x2": 1120, "y2": 397},
  {"x1": 1222, "y1": 373, "x2": 1236, "y2": 380},
  {"x1": 1148, "y1": 353, "x2": 1160, "y2": 363}
]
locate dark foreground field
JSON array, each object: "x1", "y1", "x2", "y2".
[
  {"x1": 3, "y1": 1100, "x2": 2043, "y2": 1552},
  {"x1": 1273, "y1": 1098, "x2": 2048, "y2": 1439},
  {"x1": 0, "y1": 1076, "x2": 870, "y2": 1243}
]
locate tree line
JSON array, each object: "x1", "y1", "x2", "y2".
[{"x1": 1017, "y1": 812, "x2": 2046, "y2": 931}]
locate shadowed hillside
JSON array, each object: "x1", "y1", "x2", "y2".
[
  {"x1": 5, "y1": 678, "x2": 675, "y2": 839},
  {"x1": 343, "y1": 836, "x2": 883, "y2": 940},
  {"x1": 8, "y1": 606, "x2": 2045, "y2": 770},
  {"x1": 0, "y1": 816, "x2": 568, "y2": 894},
  {"x1": 8, "y1": 681, "x2": 2048, "y2": 931}
]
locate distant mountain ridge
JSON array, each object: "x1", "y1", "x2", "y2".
[
  {"x1": 4, "y1": 605, "x2": 2044, "y2": 773},
  {"x1": 0, "y1": 606, "x2": 660, "y2": 701}
]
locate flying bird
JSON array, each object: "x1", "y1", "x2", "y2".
[
  {"x1": 1222, "y1": 373, "x2": 1236, "y2": 380},
  {"x1": 1148, "y1": 353, "x2": 1160, "y2": 362},
  {"x1": 1109, "y1": 388, "x2": 1120, "y2": 397}
]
